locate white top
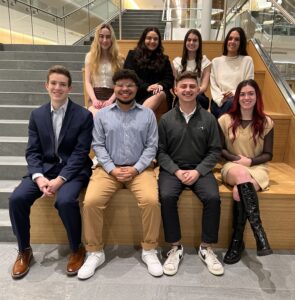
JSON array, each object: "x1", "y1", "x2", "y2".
[
  {"x1": 172, "y1": 55, "x2": 211, "y2": 86},
  {"x1": 210, "y1": 55, "x2": 254, "y2": 107},
  {"x1": 85, "y1": 52, "x2": 113, "y2": 88}
]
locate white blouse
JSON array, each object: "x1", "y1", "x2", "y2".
[{"x1": 172, "y1": 55, "x2": 211, "y2": 86}]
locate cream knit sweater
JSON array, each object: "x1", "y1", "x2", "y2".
[{"x1": 210, "y1": 55, "x2": 254, "y2": 107}]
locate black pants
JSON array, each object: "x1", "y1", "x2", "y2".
[
  {"x1": 9, "y1": 166, "x2": 89, "y2": 252},
  {"x1": 159, "y1": 170, "x2": 221, "y2": 244}
]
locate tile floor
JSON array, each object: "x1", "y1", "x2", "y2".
[{"x1": 1, "y1": 243, "x2": 295, "y2": 300}]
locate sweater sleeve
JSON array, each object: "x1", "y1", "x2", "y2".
[
  {"x1": 245, "y1": 56, "x2": 254, "y2": 80},
  {"x1": 157, "y1": 56, "x2": 174, "y2": 91},
  {"x1": 157, "y1": 116, "x2": 180, "y2": 175},
  {"x1": 210, "y1": 58, "x2": 224, "y2": 107}
]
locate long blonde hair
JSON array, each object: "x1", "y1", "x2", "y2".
[{"x1": 88, "y1": 24, "x2": 123, "y2": 76}]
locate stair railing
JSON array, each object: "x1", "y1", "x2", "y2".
[{"x1": 2, "y1": 0, "x2": 121, "y2": 45}]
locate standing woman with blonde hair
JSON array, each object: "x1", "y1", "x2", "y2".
[
  {"x1": 172, "y1": 29, "x2": 211, "y2": 110},
  {"x1": 85, "y1": 24, "x2": 124, "y2": 116}
]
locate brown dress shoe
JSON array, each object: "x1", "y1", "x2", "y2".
[
  {"x1": 11, "y1": 248, "x2": 33, "y2": 279},
  {"x1": 67, "y1": 246, "x2": 86, "y2": 276}
]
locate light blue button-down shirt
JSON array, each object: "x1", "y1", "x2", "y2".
[{"x1": 92, "y1": 101, "x2": 158, "y2": 174}]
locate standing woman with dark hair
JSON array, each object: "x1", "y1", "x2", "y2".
[
  {"x1": 210, "y1": 27, "x2": 254, "y2": 118},
  {"x1": 124, "y1": 27, "x2": 174, "y2": 111},
  {"x1": 172, "y1": 29, "x2": 211, "y2": 110},
  {"x1": 85, "y1": 24, "x2": 124, "y2": 116},
  {"x1": 218, "y1": 79, "x2": 273, "y2": 265}
]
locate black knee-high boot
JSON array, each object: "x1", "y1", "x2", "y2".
[
  {"x1": 237, "y1": 182, "x2": 273, "y2": 256},
  {"x1": 224, "y1": 200, "x2": 247, "y2": 264}
]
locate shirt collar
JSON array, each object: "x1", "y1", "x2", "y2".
[
  {"x1": 179, "y1": 106, "x2": 196, "y2": 118},
  {"x1": 51, "y1": 98, "x2": 69, "y2": 113},
  {"x1": 112, "y1": 100, "x2": 142, "y2": 111}
]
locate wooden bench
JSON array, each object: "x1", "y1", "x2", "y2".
[{"x1": 30, "y1": 162, "x2": 295, "y2": 250}]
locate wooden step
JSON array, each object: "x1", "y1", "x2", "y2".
[{"x1": 29, "y1": 162, "x2": 295, "y2": 250}]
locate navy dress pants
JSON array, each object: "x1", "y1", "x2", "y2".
[
  {"x1": 9, "y1": 169, "x2": 88, "y2": 252},
  {"x1": 159, "y1": 170, "x2": 221, "y2": 244}
]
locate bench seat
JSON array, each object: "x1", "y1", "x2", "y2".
[{"x1": 30, "y1": 162, "x2": 295, "y2": 250}]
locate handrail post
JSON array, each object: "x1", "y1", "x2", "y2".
[
  {"x1": 119, "y1": 0, "x2": 122, "y2": 40},
  {"x1": 222, "y1": 0, "x2": 227, "y2": 40}
]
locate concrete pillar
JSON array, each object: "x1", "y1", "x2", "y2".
[{"x1": 201, "y1": 0, "x2": 212, "y2": 40}]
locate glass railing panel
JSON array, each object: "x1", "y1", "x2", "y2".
[
  {"x1": 89, "y1": 0, "x2": 120, "y2": 21},
  {"x1": 63, "y1": 8, "x2": 90, "y2": 45},
  {"x1": 163, "y1": 7, "x2": 224, "y2": 40},
  {"x1": 0, "y1": 1, "x2": 11, "y2": 43},
  {"x1": 8, "y1": 0, "x2": 34, "y2": 44},
  {"x1": 223, "y1": 0, "x2": 295, "y2": 102},
  {"x1": 31, "y1": 10, "x2": 60, "y2": 44},
  {"x1": 62, "y1": 0, "x2": 90, "y2": 16},
  {"x1": 22, "y1": 0, "x2": 60, "y2": 17}
]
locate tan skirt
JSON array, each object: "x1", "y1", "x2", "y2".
[{"x1": 221, "y1": 162, "x2": 270, "y2": 190}]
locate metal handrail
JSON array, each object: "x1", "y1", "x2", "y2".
[
  {"x1": 73, "y1": 9, "x2": 126, "y2": 45},
  {"x1": 14, "y1": 0, "x2": 95, "y2": 20},
  {"x1": 63, "y1": 1, "x2": 95, "y2": 19},
  {"x1": 252, "y1": 38, "x2": 295, "y2": 113},
  {"x1": 268, "y1": 0, "x2": 295, "y2": 25}
]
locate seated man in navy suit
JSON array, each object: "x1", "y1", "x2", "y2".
[{"x1": 9, "y1": 65, "x2": 93, "y2": 279}]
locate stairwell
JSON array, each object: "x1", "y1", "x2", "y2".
[
  {"x1": 84, "y1": 9, "x2": 166, "y2": 44},
  {"x1": 0, "y1": 44, "x2": 89, "y2": 241}
]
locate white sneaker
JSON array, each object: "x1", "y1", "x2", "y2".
[
  {"x1": 141, "y1": 249, "x2": 163, "y2": 277},
  {"x1": 77, "y1": 251, "x2": 105, "y2": 280},
  {"x1": 198, "y1": 246, "x2": 224, "y2": 276},
  {"x1": 163, "y1": 245, "x2": 183, "y2": 276}
]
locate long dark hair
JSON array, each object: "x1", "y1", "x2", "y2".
[
  {"x1": 181, "y1": 29, "x2": 203, "y2": 78},
  {"x1": 223, "y1": 27, "x2": 248, "y2": 56},
  {"x1": 134, "y1": 27, "x2": 166, "y2": 71},
  {"x1": 228, "y1": 79, "x2": 268, "y2": 145}
]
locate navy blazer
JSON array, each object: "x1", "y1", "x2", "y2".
[{"x1": 25, "y1": 99, "x2": 93, "y2": 181}]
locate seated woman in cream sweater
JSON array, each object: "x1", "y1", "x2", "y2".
[{"x1": 210, "y1": 27, "x2": 254, "y2": 118}]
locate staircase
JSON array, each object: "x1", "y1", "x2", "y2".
[
  {"x1": 0, "y1": 44, "x2": 89, "y2": 241},
  {"x1": 84, "y1": 9, "x2": 166, "y2": 44}
]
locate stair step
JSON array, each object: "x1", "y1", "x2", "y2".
[
  {"x1": 0, "y1": 60, "x2": 84, "y2": 70},
  {"x1": 0, "y1": 69, "x2": 83, "y2": 81},
  {"x1": 0, "y1": 180, "x2": 20, "y2": 209},
  {"x1": 2, "y1": 44, "x2": 90, "y2": 52},
  {"x1": 0, "y1": 51, "x2": 86, "y2": 61},
  {"x1": 0, "y1": 209, "x2": 10, "y2": 225},
  {"x1": 0, "y1": 92, "x2": 84, "y2": 106},
  {"x1": 0, "y1": 225, "x2": 16, "y2": 242},
  {"x1": 0, "y1": 137, "x2": 27, "y2": 156},
  {"x1": 0, "y1": 80, "x2": 83, "y2": 93},
  {"x1": 0, "y1": 120, "x2": 29, "y2": 137},
  {"x1": 0, "y1": 104, "x2": 38, "y2": 120},
  {"x1": 0, "y1": 156, "x2": 27, "y2": 180},
  {"x1": 112, "y1": 24, "x2": 166, "y2": 29}
]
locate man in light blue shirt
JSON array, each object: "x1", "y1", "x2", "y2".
[{"x1": 78, "y1": 69, "x2": 163, "y2": 279}]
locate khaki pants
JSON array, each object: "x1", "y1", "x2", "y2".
[{"x1": 82, "y1": 167, "x2": 161, "y2": 252}]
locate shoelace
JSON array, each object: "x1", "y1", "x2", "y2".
[
  {"x1": 205, "y1": 248, "x2": 220, "y2": 266},
  {"x1": 144, "y1": 251, "x2": 159, "y2": 264},
  {"x1": 84, "y1": 252, "x2": 103, "y2": 265},
  {"x1": 166, "y1": 248, "x2": 181, "y2": 264},
  {"x1": 15, "y1": 248, "x2": 31, "y2": 260}
]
